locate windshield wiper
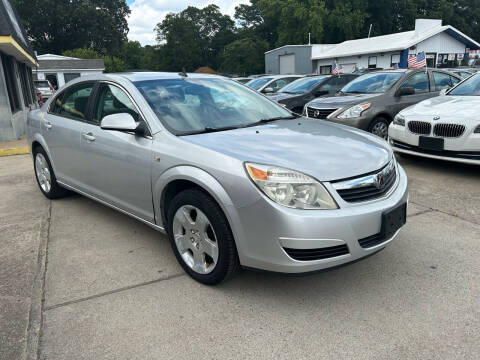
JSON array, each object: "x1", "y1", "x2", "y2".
[
  {"x1": 180, "y1": 125, "x2": 240, "y2": 136},
  {"x1": 256, "y1": 114, "x2": 300, "y2": 123}
]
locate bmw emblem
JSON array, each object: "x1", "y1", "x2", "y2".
[{"x1": 433, "y1": 115, "x2": 440, "y2": 121}]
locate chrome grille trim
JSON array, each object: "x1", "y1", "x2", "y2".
[
  {"x1": 332, "y1": 160, "x2": 398, "y2": 203},
  {"x1": 306, "y1": 107, "x2": 338, "y2": 119},
  {"x1": 408, "y1": 121, "x2": 431, "y2": 135},
  {"x1": 433, "y1": 123, "x2": 465, "y2": 137}
]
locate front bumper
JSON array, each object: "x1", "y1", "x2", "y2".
[
  {"x1": 389, "y1": 123, "x2": 480, "y2": 165},
  {"x1": 233, "y1": 165, "x2": 408, "y2": 273},
  {"x1": 323, "y1": 114, "x2": 373, "y2": 130}
]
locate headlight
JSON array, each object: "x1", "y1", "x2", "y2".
[
  {"x1": 245, "y1": 163, "x2": 338, "y2": 210},
  {"x1": 393, "y1": 114, "x2": 405, "y2": 126},
  {"x1": 336, "y1": 103, "x2": 371, "y2": 119}
]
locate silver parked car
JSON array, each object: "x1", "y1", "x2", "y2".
[
  {"x1": 34, "y1": 80, "x2": 54, "y2": 100},
  {"x1": 27, "y1": 73, "x2": 408, "y2": 285}
]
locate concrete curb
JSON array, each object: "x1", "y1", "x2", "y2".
[{"x1": 0, "y1": 147, "x2": 30, "y2": 157}]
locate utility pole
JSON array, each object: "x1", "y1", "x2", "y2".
[{"x1": 368, "y1": 24, "x2": 372, "y2": 38}]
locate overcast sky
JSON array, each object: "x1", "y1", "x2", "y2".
[{"x1": 126, "y1": 0, "x2": 249, "y2": 45}]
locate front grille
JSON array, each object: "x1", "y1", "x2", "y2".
[
  {"x1": 306, "y1": 107, "x2": 337, "y2": 119},
  {"x1": 334, "y1": 161, "x2": 397, "y2": 203},
  {"x1": 283, "y1": 244, "x2": 349, "y2": 261},
  {"x1": 433, "y1": 123, "x2": 465, "y2": 137},
  {"x1": 408, "y1": 121, "x2": 431, "y2": 135},
  {"x1": 358, "y1": 233, "x2": 387, "y2": 248}
]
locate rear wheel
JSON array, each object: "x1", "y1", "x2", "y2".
[
  {"x1": 167, "y1": 189, "x2": 240, "y2": 285},
  {"x1": 33, "y1": 147, "x2": 69, "y2": 199},
  {"x1": 369, "y1": 117, "x2": 389, "y2": 140}
]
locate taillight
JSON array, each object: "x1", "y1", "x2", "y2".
[{"x1": 49, "y1": 84, "x2": 53, "y2": 91}]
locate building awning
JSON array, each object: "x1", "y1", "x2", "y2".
[{"x1": 0, "y1": 35, "x2": 38, "y2": 66}]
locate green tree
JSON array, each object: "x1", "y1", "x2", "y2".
[
  {"x1": 220, "y1": 37, "x2": 268, "y2": 75},
  {"x1": 155, "y1": 4, "x2": 235, "y2": 71},
  {"x1": 11, "y1": 0, "x2": 130, "y2": 55},
  {"x1": 62, "y1": 48, "x2": 126, "y2": 73}
]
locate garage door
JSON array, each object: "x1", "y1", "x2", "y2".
[{"x1": 279, "y1": 54, "x2": 295, "y2": 74}]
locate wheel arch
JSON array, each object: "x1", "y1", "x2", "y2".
[
  {"x1": 154, "y1": 166, "x2": 237, "y2": 230},
  {"x1": 30, "y1": 134, "x2": 58, "y2": 174}
]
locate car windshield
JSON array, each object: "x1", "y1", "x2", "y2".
[
  {"x1": 135, "y1": 78, "x2": 293, "y2": 135},
  {"x1": 35, "y1": 81, "x2": 49, "y2": 87},
  {"x1": 246, "y1": 77, "x2": 273, "y2": 90},
  {"x1": 340, "y1": 72, "x2": 403, "y2": 94},
  {"x1": 279, "y1": 76, "x2": 328, "y2": 94},
  {"x1": 448, "y1": 73, "x2": 480, "y2": 96}
]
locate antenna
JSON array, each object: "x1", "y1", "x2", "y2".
[{"x1": 368, "y1": 24, "x2": 372, "y2": 38}]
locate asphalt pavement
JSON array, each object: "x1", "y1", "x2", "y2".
[{"x1": 1, "y1": 154, "x2": 479, "y2": 360}]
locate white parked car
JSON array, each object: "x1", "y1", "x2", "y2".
[
  {"x1": 388, "y1": 73, "x2": 480, "y2": 165},
  {"x1": 245, "y1": 75, "x2": 303, "y2": 94}
]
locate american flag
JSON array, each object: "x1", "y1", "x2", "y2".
[
  {"x1": 408, "y1": 52, "x2": 426, "y2": 68},
  {"x1": 332, "y1": 61, "x2": 343, "y2": 75}
]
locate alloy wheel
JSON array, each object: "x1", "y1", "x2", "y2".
[
  {"x1": 371, "y1": 122, "x2": 388, "y2": 139},
  {"x1": 35, "y1": 153, "x2": 52, "y2": 193},
  {"x1": 172, "y1": 205, "x2": 219, "y2": 274}
]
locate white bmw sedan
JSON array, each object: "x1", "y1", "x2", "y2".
[{"x1": 388, "y1": 73, "x2": 480, "y2": 165}]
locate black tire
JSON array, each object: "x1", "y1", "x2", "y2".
[
  {"x1": 32, "y1": 146, "x2": 69, "y2": 199},
  {"x1": 368, "y1": 116, "x2": 390, "y2": 140},
  {"x1": 167, "y1": 189, "x2": 240, "y2": 285}
]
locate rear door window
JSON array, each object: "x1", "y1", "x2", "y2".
[
  {"x1": 400, "y1": 72, "x2": 430, "y2": 93},
  {"x1": 433, "y1": 72, "x2": 458, "y2": 91},
  {"x1": 50, "y1": 82, "x2": 95, "y2": 120}
]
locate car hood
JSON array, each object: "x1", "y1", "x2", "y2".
[
  {"x1": 266, "y1": 93, "x2": 301, "y2": 102},
  {"x1": 402, "y1": 95, "x2": 480, "y2": 119},
  {"x1": 181, "y1": 118, "x2": 391, "y2": 181},
  {"x1": 307, "y1": 93, "x2": 380, "y2": 108}
]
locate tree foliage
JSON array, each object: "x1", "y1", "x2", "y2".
[
  {"x1": 12, "y1": 0, "x2": 480, "y2": 75},
  {"x1": 62, "y1": 48, "x2": 127, "y2": 73},
  {"x1": 11, "y1": 0, "x2": 130, "y2": 55}
]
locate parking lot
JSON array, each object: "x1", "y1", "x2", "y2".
[{"x1": 1, "y1": 153, "x2": 479, "y2": 360}]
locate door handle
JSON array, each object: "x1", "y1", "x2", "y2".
[
  {"x1": 44, "y1": 121, "x2": 53, "y2": 129},
  {"x1": 82, "y1": 133, "x2": 96, "y2": 142}
]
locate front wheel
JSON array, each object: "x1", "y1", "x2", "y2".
[
  {"x1": 167, "y1": 189, "x2": 240, "y2": 285},
  {"x1": 368, "y1": 117, "x2": 390, "y2": 140}
]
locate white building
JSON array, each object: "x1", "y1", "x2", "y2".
[
  {"x1": 33, "y1": 54, "x2": 104, "y2": 90},
  {"x1": 265, "y1": 19, "x2": 480, "y2": 75}
]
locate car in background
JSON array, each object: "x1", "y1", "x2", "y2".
[
  {"x1": 389, "y1": 72, "x2": 480, "y2": 165},
  {"x1": 232, "y1": 77, "x2": 251, "y2": 84},
  {"x1": 266, "y1": 74, "x2": 358, "y2": 114},
  {"x1": 34, "y1": 80, "x2": 54, "y2": 100},
  {"x1": 246, "y1": 75, "x2": 303, "y2": 94},
  {"x1": 27, "y1": 72, "x2": 408, "y2": 285},
  {"x1": 304, "y1": 69, "x2": 462, "y2": 139}
]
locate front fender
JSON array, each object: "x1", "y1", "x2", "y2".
[{"x1": 152, "y1": 166, "x2": 248, "y2": 259}]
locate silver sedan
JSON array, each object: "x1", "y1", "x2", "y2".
[{"x1": 27, "y1": 72, "x2": 408, "y2": 285}]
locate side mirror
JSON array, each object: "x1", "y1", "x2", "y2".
[
  {"x1": 263, "y1": 87, "x2": 274, "y2": 93},
  {"x1": 439, "y1": 88, "x2": 449, "y2": 96},
  {"x1": 315, "y1": 90, "x2": 328, "y2": 97},
  {"x1": 395, "y1": 87, "x2": 415, "y2": 97},
  {"x1": 101, "y1": 113, "x2": 138, "y2": 132}
]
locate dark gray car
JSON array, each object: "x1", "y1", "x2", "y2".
[
  {"x1": 265, "y1": 74, "x2": 358, "y2": 114},
  {"x1": 304, "y1": 69, "x2": 462, "y2": 138}
]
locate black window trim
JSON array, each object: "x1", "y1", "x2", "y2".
[
  {"x1": 93, "y1": 80, "x2": 152, "y2": 137},
  {"x1": 47, "y1": 80, "x2": 98, "y2": 123}
]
